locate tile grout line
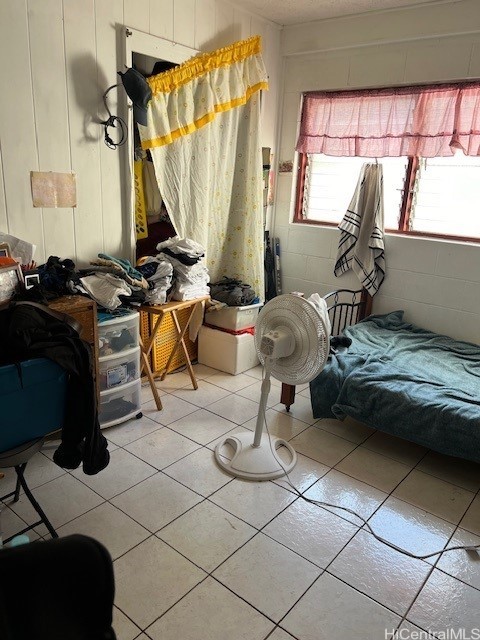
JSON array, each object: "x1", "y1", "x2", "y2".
[
  {"x1": 109, "y1": 406, "x2": 479, "y2": 619},
  {"x1": 254, "y1": 439, "x2": 466, "y2": 630},
  {"x1": 27, "y1": 368, "x2": 480, "y2": 637},
  {"x1": 392, "y1": 486, "x2": 480, "y2": 636}
]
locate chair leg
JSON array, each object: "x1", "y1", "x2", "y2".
[
  {"x1": 13, "y1": 473, "x2": 21, "y2": 502},
  {"x1": 0, "y1": 468, "x2": 23, "y2": 504},
  {"x1": 15, "y1": 464, "x2": 58, "y2": 539}
]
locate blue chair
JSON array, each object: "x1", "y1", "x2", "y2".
[{"x1": 0, "y1": 358, "x2": 67, "y2": 544}]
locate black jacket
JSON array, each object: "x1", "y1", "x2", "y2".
[{"x1": 0, "y1": 302, "x2": 109, "y2": 475}]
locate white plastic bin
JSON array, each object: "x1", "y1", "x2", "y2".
[
  {"x1": 205, "y1": 303, "x2": 262, "y2": 332},
  {"x1": 99, "y1": 379, "x2": 141, "y2": 427},
  {"x1": 98, "y1": 312, "x2": 139, "y2": 356},
  {"x1": 98, "y1": 346, "x2": 140, "y2": 391},
  {"x1": 198, "y1": 325, "x2": 259, "y2": 375}
]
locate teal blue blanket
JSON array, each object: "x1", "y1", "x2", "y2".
[{"x1": 310, "y1": 311, "x2": 480, "y2": 462}]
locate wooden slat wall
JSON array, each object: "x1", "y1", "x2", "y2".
[
  {"x1": 0, "y1": 0, "x2": 280, "y2": 266},
  {"x1": 95, "y1": 0, "x2": 126, "y2": 258},
  {"x1": 0, "y1": 142, "x2": 8, "y2": 233},
  {"x1": 28, "y1": 0, "x2": 76, "y2": 261},
  {"x1": 0, "y1": 1, "x2": 44, "y2": 258},
  {"x1": 151, "y1": 0, "x2": 174, "y2": 40}
]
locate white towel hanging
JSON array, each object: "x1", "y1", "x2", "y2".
[{"x1": 334, "y1": 163, "x2": 386, "y2": 296}]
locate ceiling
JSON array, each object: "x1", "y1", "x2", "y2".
[{"x1": 232, "y1": 0, "x2": 454, "y2": 26}]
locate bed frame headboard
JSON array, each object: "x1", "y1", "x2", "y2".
[
  {"x1": 324, "y1": 288, "x2": 372, "y2": 336},
  {"x1": 280, "y1": 287, "x2": 372, "y2": 411}
]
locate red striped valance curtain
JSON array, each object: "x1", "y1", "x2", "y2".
[{"x1": 296, "y1": 82, "x2": 480, "y2": 157}]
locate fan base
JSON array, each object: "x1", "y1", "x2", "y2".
[{"x1": 214, "y1": 432, "x2": 297, "y2": 481}]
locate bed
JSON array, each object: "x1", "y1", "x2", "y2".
[{"x1": 280, "y1": 289, "x2": 480, "y2": 463}]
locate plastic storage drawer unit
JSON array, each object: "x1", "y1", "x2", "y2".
[
  {"x1": 98, "y1": 312, "x2": 138, "y2": 357},
  {"x1": 99, "y1": 379, "x2": 142, "y2": 428},
  {"x1": 98, "y1": 346, "x2": 140, "y2": 391},
  {"x1": 1, "y1": 358, "x2": 67, "y2": 451},
  {"x1": 204, "y1": 303, "x2": 262, "y2": 332},
  {"x1": 198, "y1": 325, "x2": 259, "y2": 375}
]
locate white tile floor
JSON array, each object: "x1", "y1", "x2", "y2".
[{"x1": 2, "y1": 362, "x2": 480, "y2": 640}]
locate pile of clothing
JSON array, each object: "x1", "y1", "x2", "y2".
[
  {"x1": 20, "y1": 255, "x2": 152, "y2": 312},
  {"x1": 209, "y1": 277, "x2": 258, "y2": 306},
  {"x1": 157, "y1": 237, "x2": 210, "y2": 301},
  {"x1": 136, "y1": 256, "x2": 173, "y2": 305},
  {"x1": 28, "y1": 241, "x2": 210, "y2": 311},
  {"x1": 76, "y1": 254, "x2": 150, "y2": 310},
  {"x1": 0, "y1": 301, "x2": 109, "y2": 475}
]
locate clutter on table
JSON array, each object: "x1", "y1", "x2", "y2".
[
  {"x1": 156, "y1": 237, "x2": 210, "y2": 302},
  {"x1": 136, "y1": 256, "x2": 173, "y2": 305},
  {"x1": 5, "y1": 235, "x2": 211, "y2": 317},
  {"x1": 209, "y1": 276, "x2": 258, "y2": 306}
]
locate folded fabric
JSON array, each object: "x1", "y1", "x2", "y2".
[
  {"x1": 172, "y1": 282, "x2": 210, "y2": 301},
  {"x1": 98, "y1": 253, "x2": 144, "y2": 281},
  {"x1": 144, "y1": 289, "x2": 168, "y2": 305},
  {"x1": 80, "y1": 273, "x2": 132, "y2": 310},
  {"x1": 209, "y1": 277, "x2": 256, "y2": 306},
  {"x1": 162, "y1": 247, "x2": 202, "y2": 266},
  {"x1": 156, "y1": 236, "x2": 205, "y2": 260},
  {"x1": 159, "y1": 255, "x2": 209, "y2": 284},
  {"x1": 90, "y1": 259, "x2": 149, "y2": 290},
  {"x1": 137, "y1": 257, "x2": 173, "y2": 282},
  {"x1": 118, "y1": 288, "x2": 147, "y2": 307}
]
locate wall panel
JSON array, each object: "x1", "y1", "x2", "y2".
[
  {"x1": 124, "y1": 0, "x2": 149, "y2": 33},
  {"x1": 0, "y1": 1, "x2": 44, "y2": 261},
  {"x1": 214, "y1": 0, "x2": 236, "y2": 48},
  {"x1": 95, "y1": 0, "x2": 125, "y2": 257},
  {"x1": 0, "y1": 144, "x2": 8, "y2": 233},
  {"x1": 28, "y1": 0, "x2": 75, "y2": 261},
  {"x1": 274, "y1": 3, "x2": 480, "y2": 343},
  {"x1": 150, "y1": 0, "x2": 174, "y2": 40},
  {"x1": 194, "y1": 0, "x2": 216, "y2": 50},
  {"x1": 232, "y1": 8, "x2": 251, "y2": 41},
  {"x1": 63, "y1": 0, "x2": 104, "y2": 264},
  {"x1": 174, "y1": 0, "x2": 195, "y2": 47}
]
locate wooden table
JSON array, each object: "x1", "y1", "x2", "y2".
[{"x1": 139, "y1": 296, "x2": 209, "y2": 391}]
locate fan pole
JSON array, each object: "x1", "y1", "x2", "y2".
[
  {"x1": 213, "y1": 357, "x2": 297, "y2": 481},
  {"x1": 253, "y1": 359, "x2": 271, "y2": 447}
]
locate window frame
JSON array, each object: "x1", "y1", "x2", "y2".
[{"x1": 293, "y1": 152, "x2": 480, "y2": 245}]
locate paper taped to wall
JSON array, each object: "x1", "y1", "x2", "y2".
[{"x1": 30, "y1": 171, "x2": 76, "y2": 208}]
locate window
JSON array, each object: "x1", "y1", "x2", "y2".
[
  {"x1": 411, "y1": 155, "x2": 480, "y2": 238},
  {"x1": 294, "y1": 81, "x2": 480, "y2": 242},
  {"x1": 295, "y1": 153, "x2": 480, "y2": 241}
]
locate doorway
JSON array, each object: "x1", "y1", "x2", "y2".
[{"x1": 123, "y1": 27, "x2": 197, "y2": 263}]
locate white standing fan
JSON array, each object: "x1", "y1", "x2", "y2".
[{"x1": 214, "y1": 294, "x2": 330, "y2": 481}]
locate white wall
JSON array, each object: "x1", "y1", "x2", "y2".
[
  {"x1": 0, "y1": 0, "x2": 280, "y2": 266},
  {"x1": 274, "y1": 0, "x2": 480, "y2": 344}
]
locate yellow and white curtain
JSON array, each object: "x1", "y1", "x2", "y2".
[{"x1": 138, "y1": 36, "x2": 268, "y2": 297}]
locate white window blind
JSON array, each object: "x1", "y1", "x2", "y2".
[
  {"x1": 302, "y1": 155, "x2": 407, "y2": 228},
  {"x1": 411, "y1": 155, "x2": 480, "y2": 238}
]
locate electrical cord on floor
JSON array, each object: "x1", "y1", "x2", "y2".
[
  {"x1": 261, "y1": 394, "x2": 480, "y2": 637},
  {"x1": 260, "y1": 374, "x2": 480, "y2": 562}
]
